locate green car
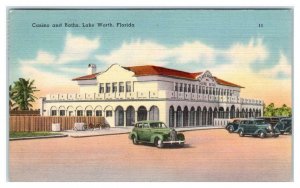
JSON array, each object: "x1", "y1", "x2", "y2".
[
  {"x1": 236, "y1": 119, "x2": 280, "y2": 138},
  {"x1": 129, "y1": 121, "x2": 185, "y2": 148}
]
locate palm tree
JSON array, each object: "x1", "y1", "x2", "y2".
[
  {"x1": 9, "y1": 85, "x2": 18, "y2": 111},
  {"x1": 11, "y1": 78, "x2": 39, "y2": 110}
]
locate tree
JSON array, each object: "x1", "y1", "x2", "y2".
[
  {"x1": 9, "y1": 85, "x2": 18, "y2": 110},
  {"x1": 11, "y1": 78, "x2": 39, "y2": 110},
  {"x1": 264, "y1": 103, "x2": 275, "y2": 116},
  {"x1": 263, "y1": 103, "x2": 292, "y2": 117}
]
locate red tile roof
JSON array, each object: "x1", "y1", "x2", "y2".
[
  {"x1": 72, "y1": 65, "x2": 243, "y2": 88},
  {"x1": 72, "y1": 72, "x2": 100, "y2": 81},
  {"x1": 123, "y1": 65, "x2": 203, "y2": 80}
]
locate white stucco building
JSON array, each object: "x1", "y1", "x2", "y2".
[{"x1": 40, "y1": 64, "x2": 263, "y2": 127}]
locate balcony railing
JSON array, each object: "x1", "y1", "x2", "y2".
[{"x1": 45, "y1": 90, "x2": 263, "y2": 105}]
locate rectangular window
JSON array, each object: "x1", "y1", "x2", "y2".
[
  {"x1": 106, "y1": 83, "x2": 111, "y2": 93},
  {"x1": 86, "y1": 110, "x2": 93, "y2": 116},
  {"x1": 179, "y1": 83, "x2": 183, "y2": 92},
  {"x1": 199, "y1": 86, "x2": 202, "y2": 94},
  {"x1": 99, "y1": 83, "x2": 104, "y2": 93},
  {"x1": 77, "y1": 110, "x2": 83, "y2": 116},
  {"x1": 205, "y1": 87, "x2": 208, "y2": 94},
  {"x1": 126, "y1": 81, "x2": 132, "y2": 92},
  {"x1": 96, "y1": 110, "x2": 102, "y2": 116},
  {"x1": 192, "y1": 85, "x2": 195, "y2": 93},
  {"x1": 175, "y1": 83, "x2": 178, "y2": 91},
  {"x1": 106, "y1": 110, "x2": 112, "y2": 117},
  {"x1": 112, "y1": 82, "x2": 117, "y2": 92},
  {"x1": 51, "y1": 110, "x2": 57, "y2": 116},
  {"x1": 184, "y1": 84, "x2": 187, "y2": 92},
  {"x1": 119, "y1": 82, "x2": 124, "y2": 92},
  {"x1": 188, "y1": 84, "x2": 191, "y2": 92},
  {"x1": 209, "y1": 88, "x2": 212, "y2": 95},
  {"x1": 59, "y1": 110, "x2": 65, "y2": 116}
]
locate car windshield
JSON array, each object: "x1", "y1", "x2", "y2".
[
  {"x1": 255, "y1": 120, "x2": 266, "y2": 124},
  {"x1": 150, "y1": 122, "x2": 168, "y2": 128},
  {"x1": 233, "y1": 120, "x2": 240, "y2": 123}
]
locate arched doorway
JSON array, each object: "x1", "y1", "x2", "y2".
[
  {"x1": 241, "y1": 109, "x2": 245, "y2": 118},
  {"x1": 137, "y1": 106, "x2": 147, "y2": 121},
  {"x1": 149, "y1": 106, "x2": 159, "y2": 121},
  {"x1": 126, "y1": 106, "x2": 135, "y2": 126},
  {"x1": 115, "y1": 106, "x2": 124, "y2": 126},
  {"x1": 245, "y1": 109, "x2": 248, "y2": 118},
  {"x1": 183, "y1": 106, "x2": 189, "y2": 127},
  {"x1": 225, "y1": 107, "x2": 230, "y2": 119},
  {"x1": 230, "y1": 105, "x2": 235, "y2": 118},
  {"x1": 190, "y1": 107, "x2": 195, "y2": 126},
  {"x1": 169, "y1": 106, "x2": 175, "y2": 127},
  {"x1": 202, "y1": 107, "x2": 207, "y2": 126},
  {"x1": 249, "y1": 109, "x2": 252, "y2": 118},
  {"x1": 219, "y1": 107, "x2": 224, "y2": 118},
  {"x1": 176, "y1": 106, "x2": 182, "y2": 127},
  {"x1": 236, "y1": 108, "x2": 240, "y2": 118}
]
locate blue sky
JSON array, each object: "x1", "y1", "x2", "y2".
[{"x1": 8, "y1": 9, "x2": 293, "y2": 106}]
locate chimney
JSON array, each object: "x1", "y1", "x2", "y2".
[{"x1": 88, "y1": 64, "x2": 96, "y2": 75}]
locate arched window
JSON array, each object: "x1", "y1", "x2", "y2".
[
  {"x1": 137, "y1": 106, "x2": 147, "y2": 121},
  {"x1": 149, "y1": 106, "x2": 159, "y2": 121},
  {"x1": 115, "y1": 106, "x2": 124, "y2": 126},
  {"x1": 169, "y1": 106, "x2": 175, "y2": 127},
  {"x1": 126, "y1": 106, "x2": 135, "y2": 126}
]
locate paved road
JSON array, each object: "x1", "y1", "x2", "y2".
[{"x1": 9, "y1": 129, "x2": 292, "y2": 182}]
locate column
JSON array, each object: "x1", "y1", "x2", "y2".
[
  {"x1": 174, "y1": 111, "x2": 177, "y2": 128},
  {"x1": 124, "y1": 111, "x2": 126, "y2": 127},
  {"x1": 135, "y1": 111, "x2": 138, "y2": 122}
]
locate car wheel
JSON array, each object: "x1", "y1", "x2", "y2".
[
  {"x1": 228, "y1": 126, "x2": 234, "y2": 133},
  {"x1": 274, "y1": 134, "x2": 279, "y2": 138},
  {"x1": 280, "y1": 131, "x2": 284, "y2": 135},
  {"x1": 132, "y1": 135, "x2": 138, "y2": 145},
  {"x1": 259, "y1": 131, "x2": 266, "y2": 139},
  {"x1": 154, "y1": 137, "x2": 164, "y2": 148},
  {"x1": 239, "y1": 130, "x2": 244, "y2": 137}
]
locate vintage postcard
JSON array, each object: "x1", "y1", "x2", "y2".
[{"x1": 8, "y1": 8, "x2": 293, "y2": 182}]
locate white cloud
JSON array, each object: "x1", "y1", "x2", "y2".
[
  {"x1": 96, "y1": 40, "x2": 217, "y2": 66},
  {"x1": 20, "y1": 64, "x2": 75, "y2": 89},
  {"x1": 258, "y1": 52, "x2": 291, "y2": 78},
  {"x1": 57, "y1": 33, "x2": 100, "y2": 64},
  {"x1": 18, "y1": 33, "x2": 100, "y2": 97},
  {"x1": 96, "y1": 38, "x2": 269, "y2": 69},
  {"x1": 25, "y1": 51, "x2": 56, "y2": 65}
]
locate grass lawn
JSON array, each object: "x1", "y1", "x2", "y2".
[{"x1": 10, "y1": 131, "x2": 63, "y2": 138}]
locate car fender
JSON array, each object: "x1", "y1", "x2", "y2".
[
  {"x1": 129, "y1": 132, "x2": 138, "y2": 140},
  {"x1": 150, "y1": 134, "x2": 164, "y2": 144},
  {"x1": 285, "y1": 126, "x2": 291, "y2": 133},
  {"x1": 177, "y1": 133, "x2": 185, "y2": 141},
  {"x1": 236, "y1": 127, "x2": 243, "y2": 133},
  {"x1": 254, "y1": 128, "x2": 267, "y2": 135}
]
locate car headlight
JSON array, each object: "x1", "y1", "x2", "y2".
[{"x1": 268, "y1": 125, "x2": 272, "y2": 130}]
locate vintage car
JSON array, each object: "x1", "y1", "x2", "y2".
[
  {"x1": 236, "y1": 118, "x2": 280, "y2": 138},
  {"x1": 129, "y1": 121, "x2": 185, "y2": 148},
  {"x1": 225, "y1": 118, "x2": 245, "y2": 133},
  {"x1": 257, "y1": 116, "x2": 283, "y2": 127},
  {"x1": 274, "y1": 118, "x2": 292, "y2": 134}
]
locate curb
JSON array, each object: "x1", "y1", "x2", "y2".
[
  {"x1": 177, "y1": 127, "x2": 224, "y2": 132},
  {"x1": 70, "y1": 131, "x2": 131, "y2": 138},
  {"x1": 9, "y1": 134, "x2": 68, "y2": 141}
]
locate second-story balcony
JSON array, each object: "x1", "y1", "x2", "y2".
[{"x1": 45, "y1": 90, "x2": 263, "y2": 106}]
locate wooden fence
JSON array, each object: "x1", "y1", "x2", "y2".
[{"x1": 9, "y1": 116, "x2": 105, "y2": 132}]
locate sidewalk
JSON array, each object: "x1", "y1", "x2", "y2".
[{"x1": 62, "y1": 126, "x2": 224, "y2": 138}]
